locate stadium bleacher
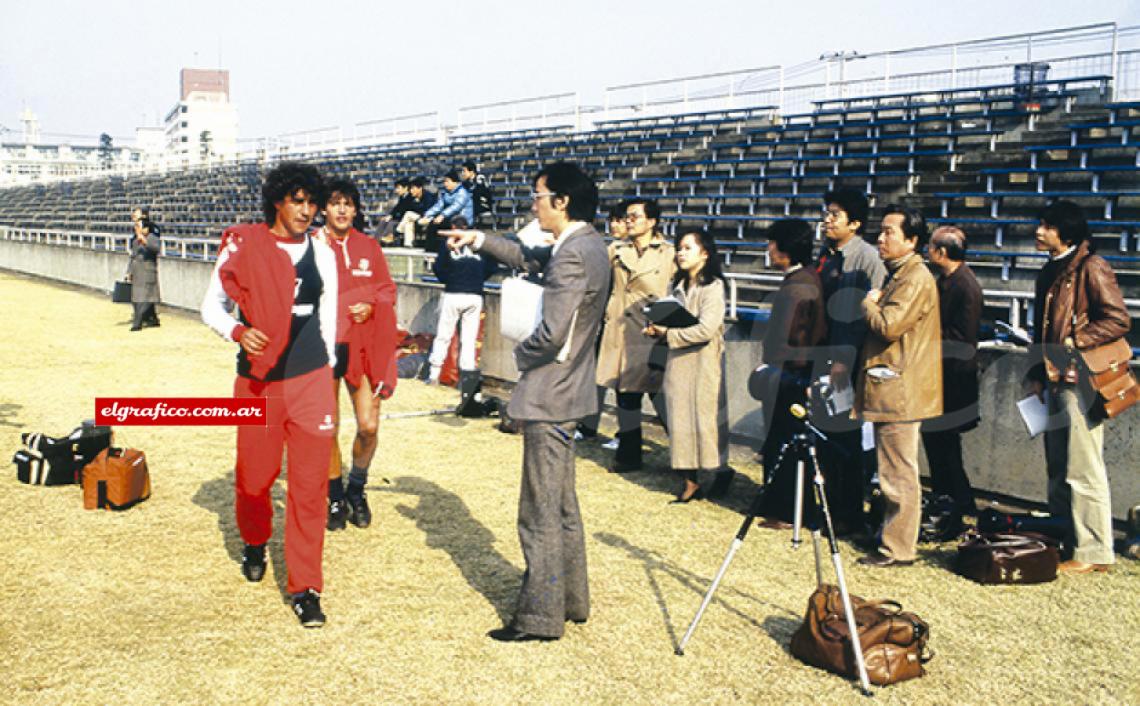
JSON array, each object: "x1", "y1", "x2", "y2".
[{"x1": 1, "y1": 74, "x2": 1137, "y2": 343}]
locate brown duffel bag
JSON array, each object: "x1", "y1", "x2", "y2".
[
  {"x1": 956, "y1": 531, "x2": 1059, "y2": 584},
  {"x1": 82, "y1": 447, "x2": 151, "y2": 511},
  {"x1": 790, "y1": 584, "x2": 931, "y2": 686}
]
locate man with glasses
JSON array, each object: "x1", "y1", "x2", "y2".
[
  {"x1": 446, "y1": 162, "x2": 610, "y2": 643},
  {"x1": 812, "y1": 189, "x2": 886, "y2": 537},
  {"x1": 595, "y1": 198, "x2": 675, "y2": 472}
]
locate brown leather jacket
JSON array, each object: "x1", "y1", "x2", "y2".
[
  {"x1": 855, "y1": 252, "x2": 943, "y2": 423},
  {"x1": 1031, "y1": 241, "x2": 1131, "y2": 383}
]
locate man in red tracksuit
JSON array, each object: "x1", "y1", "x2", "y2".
[
  {"x1": 314, "y1": 177, "x2": 398, "y2": 532},
  {"x1": 201, "y1": 162, "x2": 339, "y2": 627}
]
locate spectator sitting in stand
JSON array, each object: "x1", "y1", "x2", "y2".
[
  {"x1": 395, "y1": 177, "x2": 436, "y2": 248},
  {"x1": 418, "y1": 171, "x2": 472, "y2": 252},
  {"x1": 461, "y1": 161, "x2": 494, "y2": 227},
  {"x1": 376, "y1": 178, "x2": 411, "y2": 243}
]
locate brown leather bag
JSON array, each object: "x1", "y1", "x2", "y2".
[
  {"x1": 82, "y1": 448, "x2": 151, "y2": 511},
  {"x1": 790, "y1": 584, "x2": 931, "y2": 686},
  {"x1": 1076, "y1": 336, "x2": 1139, "y2": 418},
  {"x1": 956, "y1": 531, "x2": 1059, "y2": 584}
]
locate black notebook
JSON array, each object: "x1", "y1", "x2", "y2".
[{"x1": 644, "y1": 297, "x2": 698, "y2": 328}]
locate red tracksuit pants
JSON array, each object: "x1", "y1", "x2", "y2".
[{"x1": 234, "y1": 366, "x2": 334, "y2": 594}]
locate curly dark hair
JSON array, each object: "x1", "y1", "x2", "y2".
[{"x1": 261, "y1": 162, "x2": 324, "y2": 224}]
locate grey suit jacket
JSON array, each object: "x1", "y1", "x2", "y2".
[{"x1": 480, "y1": 224, "x2": 611, "y2": 422}]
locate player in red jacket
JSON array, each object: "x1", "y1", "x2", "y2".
[
  {"x1": 314, "y1": 178, "x2": 398, "y2": 531},
  {"x1": 201, "y1": 162, "x2": 338, "y2": 628}
]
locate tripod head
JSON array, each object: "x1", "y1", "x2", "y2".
[{"x1": 790, "y1": 404, "x2": 836, "y2": 448}]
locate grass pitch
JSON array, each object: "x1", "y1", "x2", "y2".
[{"x1": 0, "y1": 270, "x2": 1137, "y2": 705}]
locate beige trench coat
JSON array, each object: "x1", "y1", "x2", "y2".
[
  {"x1": 595, "y1": 238, "x2": 676, "y2": 392},
  {"x1": 663, "y1": 278, "x2": 727, "y2": 471}
]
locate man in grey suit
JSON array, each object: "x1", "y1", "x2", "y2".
[{"x1": 447, "y1": 162, "x2": 610, "y2": 642}]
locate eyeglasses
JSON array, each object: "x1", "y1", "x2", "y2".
[
  {"x1": 531, "y1": 191, "x2": 557, "y2": 201},
  {"x1": 822, "y1": 210, "x2": 846, "y2": 221},
  {"x1": 623, "y1": 214, "x2": 645, "y2": 222}
]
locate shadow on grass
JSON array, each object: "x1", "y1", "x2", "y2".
[
  {"x1": 576, "y1": 436, "x2": 765, "y2": 516},
  {"x1": 191, "y1": 470, "x2": 289, "y2": 599},
  {"x1": 386, "y1": 475, "x2": 522, "y2": 623},
  {"x1": 0, "y1": 402, "x2": 22, "y2": 428},
  {"x1": 595, "y1": 531, "x2": 798, "y2": 653}
]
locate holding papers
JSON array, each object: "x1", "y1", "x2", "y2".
[
  {"x1": 644, "y1": 296, "x2": 698, "y2": 328},
  {"x1": 499, "y1": 276, "x2": 574, "y2": 363},
  {"x1": 1017, "y1": 394, "x2": 1050, "y2": 438}
]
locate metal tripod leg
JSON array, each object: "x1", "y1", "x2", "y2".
[
  {"x1": 792, "y1": 455, "x2": 805, "y2": 548},
  {"x1": 807, "y1": 445, "x2": 873, "y2": 696},
  {"x1": 675, "y1": 482, "x2": 769, "y2": 656}
]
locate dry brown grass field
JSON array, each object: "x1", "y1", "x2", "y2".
[{"x1": 0, "y1": 269, "x2": 1137, "y2": 705}]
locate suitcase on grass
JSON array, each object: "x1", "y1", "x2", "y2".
[
  {"x1": 82, "y1": 448, "x2": 150, "y2": 511},
  {"x1": 14, "y1": 432, "x2": 80, "y2": 485}
]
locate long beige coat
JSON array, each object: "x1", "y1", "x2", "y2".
[
  {"x1": 663, "y1": 278, "x2": 727, "y2": 471},
  {"x1": 596, "y1": 238, "x2": 676, "y2": 392}
]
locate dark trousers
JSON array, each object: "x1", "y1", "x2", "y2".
[
  {"x1": 921, "y1": 428, "x2": 976, "y2": 517},
  {"x1": 758, "y1": 381, "x2": 811, "y2": 522},
  {"x1": 815, "y1": 427, "x2": 867, "y2": 529},
  {"x1": 513, "y1": 421, "x2": 589, "y2": 637},
  {"x1": 615, "y1": 391, "x2": 668, "y2": 466},
  {"x1": 131, "y1": 302, "x2": 157, "y2": 329},
  {"x1": 419, "y1": 218, "x2": 452, "y2": 252}
]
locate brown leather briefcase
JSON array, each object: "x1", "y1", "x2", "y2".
[
  {"x1": 956, "y1": 531, "x2": 1059, "y2": 584},
  {"x1": 82, "y1": 448, "x2": 151, "y2": 511}
]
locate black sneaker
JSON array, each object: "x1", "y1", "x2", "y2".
[
  {"x1": 327, "y1": 499, "x2": 349, "y2": 531},
  {"x1": 347, "y1": 489, "x2": 372, "y2": 529},
  {"x1": 292, "y1": 589, "x2": 325, "y2": 628},
  {"x1": 242, "y1": 543, "x2": 266, "y2": 583}
]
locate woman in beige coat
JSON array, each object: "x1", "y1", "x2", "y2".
[
  {"x1": 645, "y1": 230, "x2": 729, "y2": 503},
  {"x1": 595, "y1": 199, "x2": 676, "y2": 471}
]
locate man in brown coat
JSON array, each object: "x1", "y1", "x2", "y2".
[
  {"x1": 1025, "y1": 200, "x2": 1130, "y2": 574},
  {"x1": 595, "y1": 198, "x2": 676, "y2": 472},
  {"x1": 855, "y1": 205, "x2": 942, "y2": 567}
]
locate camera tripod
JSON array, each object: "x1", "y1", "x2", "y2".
[{"x1": 675, "y1": 404, "x2": 873, "y2": 696}]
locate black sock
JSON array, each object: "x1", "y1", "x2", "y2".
[
  {"x1": 328, "y1": 477, "x2": 344, "y2": 502},
  {"x1": 347, "y1": 465, "x2": 368, "y2": 495}
]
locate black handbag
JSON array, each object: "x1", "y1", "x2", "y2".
[{"x1": 112, "y1": 280, "x2": 132, "y2": 303}]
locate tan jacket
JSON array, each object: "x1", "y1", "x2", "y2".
[
  {"x1": 595, "y1": 237, "x2": 677, "y2": 392},
  {"x1": 855, "y1": 252, "x2": 942, "y2": 423}
]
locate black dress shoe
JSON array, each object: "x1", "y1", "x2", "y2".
[
  {"x1": 242, "y1": 543, "x2": 267, "y2": 582},
  {"x1": 670, "y1": 486, "x2": 705, "y2": 504},
  {"x1": 857, "y1": 551, "x2": 914, "y2": 568},
  {"x1": 487, "y1": 627, "x2": 558, "y2": 643},
  {"x1": 567, "y1": 617, "x2": 587, "y2": 625},
  {"x1": 129, "y1": 325, "x2": 142, "y2": 332}
]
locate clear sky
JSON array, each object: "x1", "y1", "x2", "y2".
[{"x1": 1, "y1": 0, "x2": 1138, "y2": 145}]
